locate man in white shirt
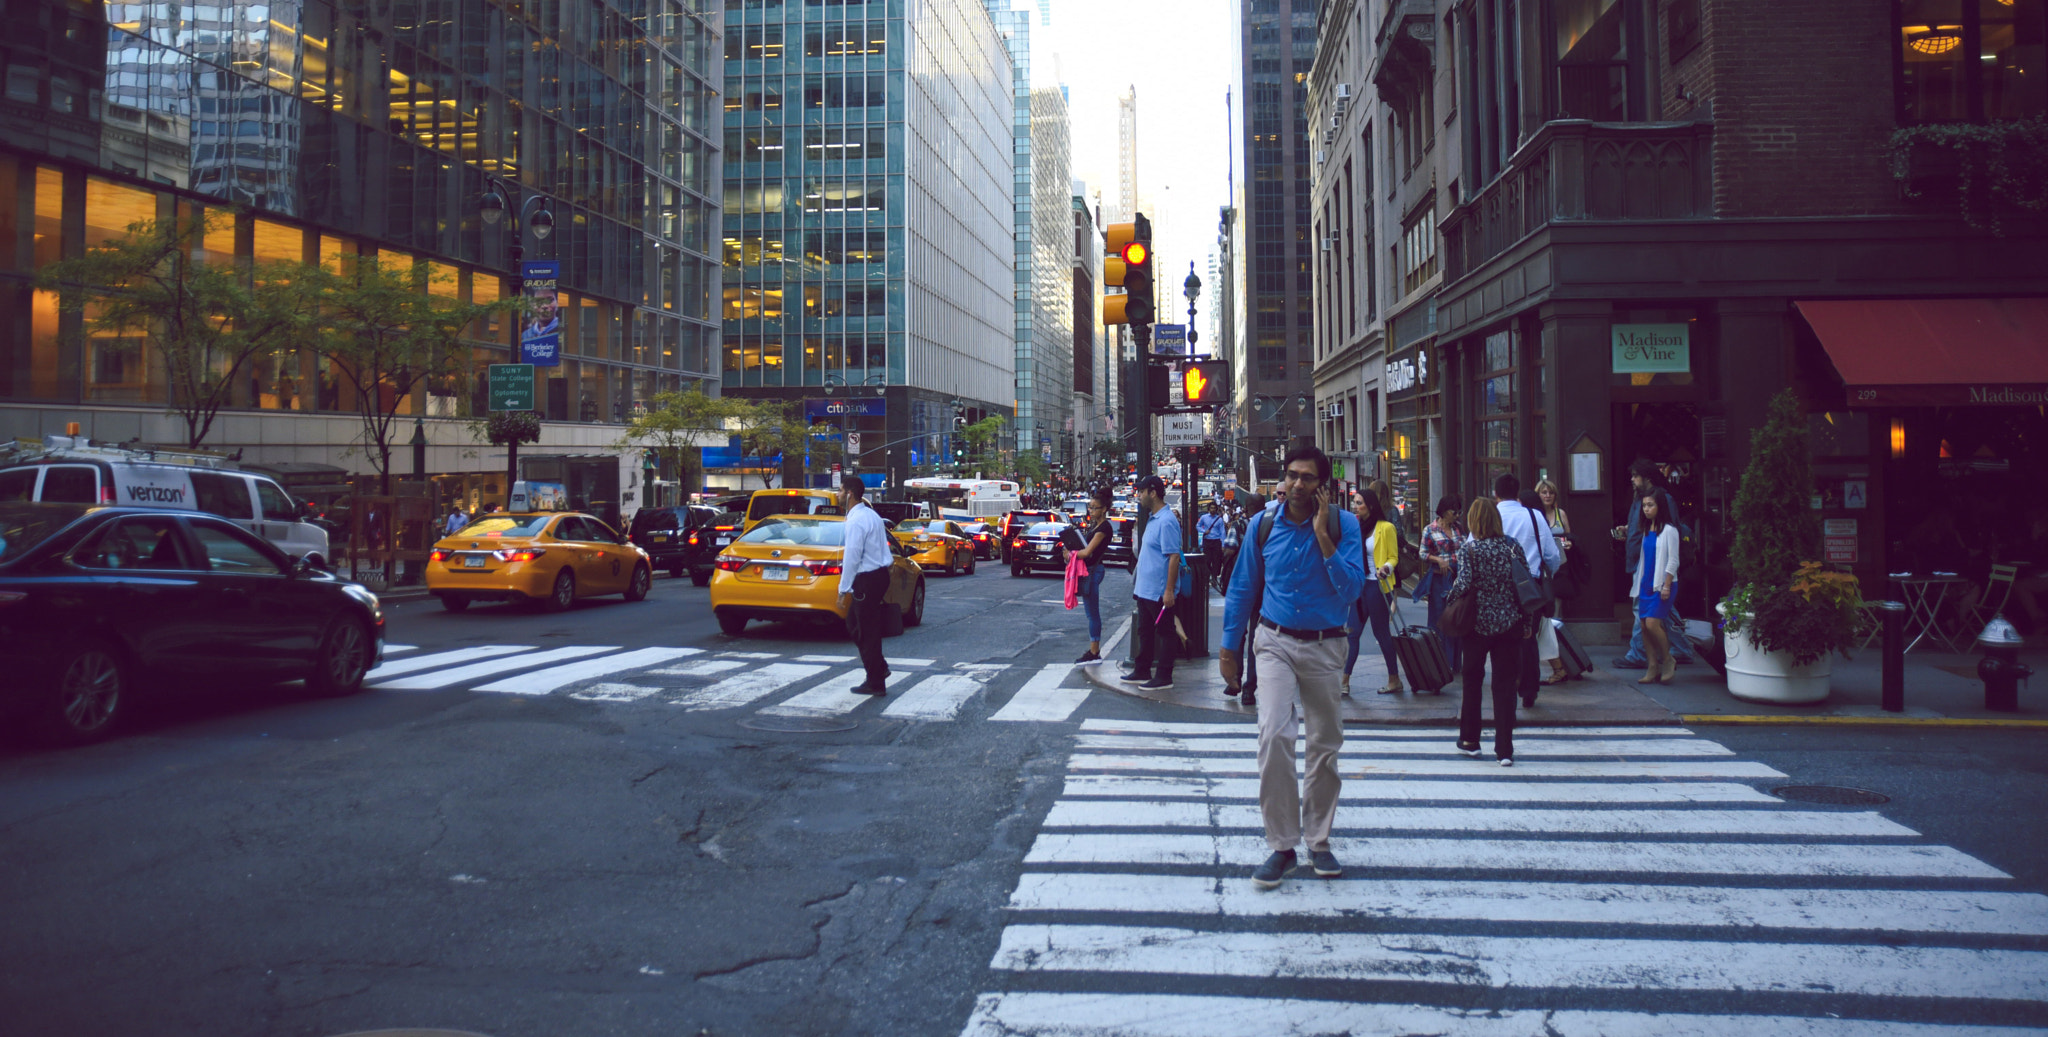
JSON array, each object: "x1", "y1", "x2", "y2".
[
  {"x1": 836, "y1": 474, "x2": 896, "y2": 695},
  {"x1": 1495, "y1": 472, "x2": 1561, "y2": 709}
]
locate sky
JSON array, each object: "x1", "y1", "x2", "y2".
[{"x1": 1028, "y1": 0, "x2": 1241, "y2": 319}]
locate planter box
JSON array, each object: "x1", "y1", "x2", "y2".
[{"x1": 1718, "y1": 603, "x2": 1832, "y2": 705}]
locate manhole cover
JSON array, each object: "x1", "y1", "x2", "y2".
[
  {"x1": 738, "y1": 715, "x2": 859, "y2": 733},
  {"x1": 1772, "y1": 784, "x2": 1891, "y2": 805}
]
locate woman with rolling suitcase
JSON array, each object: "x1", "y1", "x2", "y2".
[{"x1": 1344, "y1": 491, "x2": 1403, "y2": 696}]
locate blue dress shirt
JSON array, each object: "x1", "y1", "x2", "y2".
[
  {"x1": 1220, "y1": 502, "x2": 1365, "y2": 650},
  {"x1": 1132, "y1": 505, "x2": 1182, "y2": 601}
]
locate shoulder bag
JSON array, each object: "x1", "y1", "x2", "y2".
[{"x1": 1511, "y1": 505, "x2": 1555, "y2": 616}]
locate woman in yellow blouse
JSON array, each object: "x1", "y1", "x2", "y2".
[{"x1": 1344, "y1": 490, "x2": 1405, "y2": 695}]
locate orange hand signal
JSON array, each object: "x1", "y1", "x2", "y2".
[{"x1": 1183, "y1": 365, "x2": 1210, "y2": 401}]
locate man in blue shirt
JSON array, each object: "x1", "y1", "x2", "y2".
[
  {"x1": 1196, "y1": 502, "x2": 1227, "y2": 591},
  {"x1": 1119, "y1": 475, "x2": 1183, "y2": 690},
  {"x1": 1220, "y1": 446, "x2": 1364, "y2": 890}
]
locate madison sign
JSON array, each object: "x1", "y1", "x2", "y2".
[{"x1": 1611, "y1": 323, "x2": 1691, "y2": 374}]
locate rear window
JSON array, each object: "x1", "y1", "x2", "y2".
[
  {"x1": 455, "y1": 516, "x2": 552, "y2": 538},
  {"x1": 0, "y1": 504, "x2": 87, "y2": 565},
  {"x1": 1026, "y1": 522, "x2": 1068, "y2": 535},
  {"x1": 630, "y1": 508, "x2": 678, "y2": 532},
  {"x1": 895, "y1": 520, "x2": 930, "y2": 533},
  {"x1": 747, "y1": 494, "x2": 832, "y2": 521},
  {"x1": 738, "y1": 518, "x2": 847, "y2": 547}
]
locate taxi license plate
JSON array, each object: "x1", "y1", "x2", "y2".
[
  {"x1": 463, "y1": 556, "x2": 486, "y2": 568},
  {"x1": 761, "y1": 566, "x2": 790, "y2": 581}
]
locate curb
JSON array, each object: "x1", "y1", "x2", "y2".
[{"x1": 1681, "y1": 714, "x2": 2048, "y2": 729}]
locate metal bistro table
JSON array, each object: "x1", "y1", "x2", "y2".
[{"x1": 1890, "y1": 572, "x2": 1973, "y2": 653}]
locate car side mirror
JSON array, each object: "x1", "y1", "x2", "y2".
[{"x1": 292, "y1": 553, "x2": 324, "y2": 577}]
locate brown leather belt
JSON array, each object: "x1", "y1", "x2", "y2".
[{"x1": 1260, "y1": 617, "x2": 1345, "y2": 642}]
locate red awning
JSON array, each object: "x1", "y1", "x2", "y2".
[{"x1": 1796, "y1": 298, "x2": 2048, "y2": 407}]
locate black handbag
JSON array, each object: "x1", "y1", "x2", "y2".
[{"x1": 1511, "y1": 505, "x2": 1554, "y2": 615}]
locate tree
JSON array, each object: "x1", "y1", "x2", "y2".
[
  {"x1": 1728, "y1": 390, "x2": 1821, "y2": 588},
  {"x1": 729, "y1": 398, "x2": 804, "y2": 489},
  {"x1": 35, "y1": 212, "x2": 313, "y2": 448},
  {"x1": 1016, "y1": 451, "x2": 1049, "y2": 486},
  {"x1": 306, "y1": 257, "x2": 516, "y2": 493},
  {"x1": 963, "y1": 415, "x2": 1006, "y2": 473},
  {"x1": 613, "y1": 387, "x2": 730, "y2": 504}
]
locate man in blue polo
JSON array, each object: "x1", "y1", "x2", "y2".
[
  {"x1": 1220, "y1": 445, "x2": 1364, "y2": 890},
  {"x1": 1119, "y1": 475, "x2": 1183, "y2": 690}
]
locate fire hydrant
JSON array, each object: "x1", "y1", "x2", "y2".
[{"x1": 1976, "y1": 615, "x2": 2031, "y2": 712}]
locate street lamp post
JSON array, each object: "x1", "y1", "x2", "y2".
[{"x1": 480, "y1": 179, "x2": 554, "y2": 499}]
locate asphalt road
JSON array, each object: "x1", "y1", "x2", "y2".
[{"x1": 3, "y1": 564, "x2": 2046, "y2": 1037}]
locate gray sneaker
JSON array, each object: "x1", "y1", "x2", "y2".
[
  {"x1": 1309, "y1": 848, "x2": 1343, "y2": 877},
  {"x1": 1251, "y1": 850, "x2": 1296, "y2": 890}
]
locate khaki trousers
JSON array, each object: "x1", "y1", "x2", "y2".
[{"x1": 1252, "y1": 625, "x2": 1347, "y2": 853}]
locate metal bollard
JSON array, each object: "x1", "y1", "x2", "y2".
[{"x1": 1879, "y1": 601, "x2": 1906, "y2": 713}]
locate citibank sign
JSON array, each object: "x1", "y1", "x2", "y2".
[{"x1": 1386, "y1": 349, "x2": 1428, "y2": 394}]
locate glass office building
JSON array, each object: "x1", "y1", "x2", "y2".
[
  {"x1": 721, "y1": 0, "x2": 1012, "y2": 482},
  {"x1": 1, "y1": 0, "x2": 722, "y2": 493}
]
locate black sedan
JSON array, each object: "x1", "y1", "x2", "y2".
[
  {"x1": 1009, "y1": 521, "x2": 1078, "y2": 577},
  {"x1": 0, "y1": 504, "x2": 385, "y2": 745},
  {"x1": 1100, "y1": 516, "x2": 1137, "y2": 572},
  {"x1": 959, "y1": 521, "x2": 1000, "y2": 560}
]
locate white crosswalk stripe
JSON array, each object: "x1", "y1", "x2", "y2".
[
  {"x1": 371, "y1": 645, "x2": 616, "y2": 690},
  {"x1": 358, "y1": 642, "x2": 1092, "y2": 724},
  {"x1": 960, "y1": 726, "x2": 2048, "y2": 1036}
]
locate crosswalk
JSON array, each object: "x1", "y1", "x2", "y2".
[
  {"x1": 362, "y1": 642, "x2": 1092, "y2": 724},
  {"x1": 961, "y1": 721, "x2": 2048, "y2": 1036}
]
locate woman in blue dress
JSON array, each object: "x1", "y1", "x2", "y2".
[{"x1": 1634, "y1": 489, "x2": 1682, "y2": 685}]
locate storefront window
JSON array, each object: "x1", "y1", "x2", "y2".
[{"x1": 1475, "y1": 329, "x2": 1517, "y2": 490}]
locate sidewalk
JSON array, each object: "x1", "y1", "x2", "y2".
[{"x1": 1084, "y1": 594, "x2": 2048, "y2": 727}]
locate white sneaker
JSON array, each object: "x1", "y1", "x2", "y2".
[
  {"x1": 1499, "y1": 757, "x2": 1514, "y2": 767},
  {"x1": 1341, "y1": 674, "x2": 1351, "y2": 696}
]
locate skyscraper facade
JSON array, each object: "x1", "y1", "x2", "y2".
[
  {"x1": 2, "y1": 0, "x2": 724, "y2": 498},
  {"x1": 721, "y1": 0, "x2": 1012, "y2": 483},
  {"x1": 1028, "y1": 85, "x2": 1074, "y2": 471},
  {"x1": 1234, "y1": 0, "x2": 1316, "y2": 462}
]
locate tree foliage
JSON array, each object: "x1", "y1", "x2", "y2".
[
  {"x1": 1724, "y1": 390, "x2": 1859, "y2": 662},
  {"x1": 613, "y1": 387, "x2": 731, "y2": 501},
  {"x1": 304, "y1": 257, "x2": 517, "y2": 493},
  {"x1": 483, "y1": 410, "x2": 543, "y2": 447},
  {"x1": 35, "y1": 212, "x2": 313, "y2": 448},
  {"x1": 1728, "y1": 390, "x2": 1821, "y2": 588}
]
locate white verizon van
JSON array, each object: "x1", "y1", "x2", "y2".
[{"x1": 0, "y1": 450, "x2": 332, "y2": 566}]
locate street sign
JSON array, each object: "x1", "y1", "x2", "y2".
[
  {"x1": 845, "y1": 432, "x2": 861, "y2": 453},
  {"x1": 487, "y1": 364, "x2": 535, "y2": 411},
  {"x1": 1160, "y1": 413, "x2": 1205, "y2": 448},
  {"x1": 1152, "y1": 324, "x2": 1187, "y2": 354}
]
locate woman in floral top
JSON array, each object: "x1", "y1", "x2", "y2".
[
  {"x1": 1418, "y1": 494, "x2": 1465, "y2": 670},
  {"x1": 1448, "y1": 496, "x2": 1533, "y2": 765}
]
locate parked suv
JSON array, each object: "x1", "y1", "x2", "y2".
[{"x1": 0, "y1": 442, "x2": 331, "y2": 567}]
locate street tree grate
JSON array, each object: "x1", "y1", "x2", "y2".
[
  {"x1": 1772, "y1": 784, "x2": 1891, "y2": 805},
  {"x1": 738, "y1": 715, "x2": 859, "y2": 734}
]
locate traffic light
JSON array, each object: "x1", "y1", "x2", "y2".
[
  {"x1": 1100, "y1": 213, "x2": 1153, "y2": 326},
  {"x1": 1180, "y1": 359, "x2": 1228, "y2": 407},
  {"x1": 1145, "y1": 359, "x2": 1231, "y2": 412}
]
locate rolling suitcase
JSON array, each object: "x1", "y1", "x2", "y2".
[
  {"x1": 1392, "y1": 603, "x2": 1455, "y2": 693},
  {"x1": 1552, "y1": 618, "x2": 1594, "y2": 679}
]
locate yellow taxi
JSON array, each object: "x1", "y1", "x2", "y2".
[
  {"x1": 739, "y1": 488, "x2": 841, "y2": 530},
  {"x1": 890, "y1": 518, "x2": 976, "y2": 576},
  {"x1": 709, "y1": 514, "x2": 925, "y2": 637},
  {"x1": 425, "y1": 512, "x2": 653, "y2": 613}
]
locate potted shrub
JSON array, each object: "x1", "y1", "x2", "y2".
[{"x1": 1718, "y1": 390, "x2": 1864, "y2": 704}]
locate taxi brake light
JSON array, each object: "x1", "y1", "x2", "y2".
[
  {"x1": 715, "y1": 555, "x2": 746, "y2": 572},
  {"x1": 494, "y1": 548, "x2": 547, "y2": 563},
  {"x1": 802, "y1": 561, "x2": 843, "y2": 576},
  {"x1": 429, "y1": 549, "x2": 447, "y2": 562}
]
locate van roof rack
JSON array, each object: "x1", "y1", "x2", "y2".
[{"x1": 1, "y1": 435, "x2": 241, "y2": 470}]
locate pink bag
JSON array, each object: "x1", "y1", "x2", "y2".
[{"x1": 1063, "y1": 551, "x2": 1088, "y2": 609}]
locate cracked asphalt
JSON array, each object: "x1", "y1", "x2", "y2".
[{"x1": 0, "y1": 566, "x2": 1139, "y2": 1037}]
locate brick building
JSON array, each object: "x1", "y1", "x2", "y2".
[{"x1": 1312, "y1": 0, "x2": 2048, "y2": 629}]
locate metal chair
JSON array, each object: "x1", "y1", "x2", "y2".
[{"x1": 1962, "y1": 564, "x2": 2021, "y2": 633}]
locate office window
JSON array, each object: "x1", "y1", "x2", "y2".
[{"x1": 1896, "y1": 0, "x2": 2047, "y2": 123}]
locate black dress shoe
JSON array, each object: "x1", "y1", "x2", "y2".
[
  {"x1": 1240, "y1": 687, "x2": 1257, "y2": 708},
  {"x1": 854, "y1": 683, "x2": 888, "y2": 696}
]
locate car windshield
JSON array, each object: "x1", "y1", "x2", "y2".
[
  {"x1": 1025, "y1": 522, "x2": 1068, "y2": 535},
  {"x1": 455, "y1": 515, "x2": 553, "y2": 538},
  {"x1": 0, "y1": 503, "x2": 87, "y2": 565},
  {"x1": 738, "y1": 518, "x2": 847, "y2": 547}
]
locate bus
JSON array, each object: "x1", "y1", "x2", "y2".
[{"x1": 900, "y1": 477, "x2": 1021, "y2": 520}]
